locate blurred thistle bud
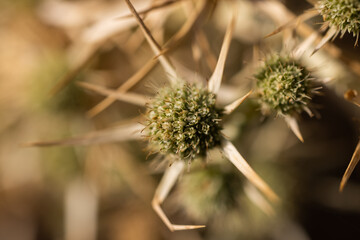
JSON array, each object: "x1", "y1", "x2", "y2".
[
  {"x1": 319, "y1": 0, "x2": 360, "y2": 39},
  {"x1": 145, "y1": 83, "x2": 223, "y2": 160},
  {"x1": 175, "y1": 164, "x2": 280, "y2": 236},
  {"x1": 176, "y1": 166, "x2": 241, "y2": 222},
  {"x1": 255, "y1": 55, "x2": 314, "y2": 117}
]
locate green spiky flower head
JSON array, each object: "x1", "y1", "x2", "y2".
[
  {"x1": 145, "y1": 83, "x2": 223, "y2": 160},
  {"x1": 255, "y1": 55, "x2": 313, "y2": 116},
  {"x1": 319, "y1": 0, "x2": 360, "y2": 38}
]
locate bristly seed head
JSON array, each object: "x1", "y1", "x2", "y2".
[
  {"x1": 145, "y1": 83, "x2": 223, "y2": 160},
  {"x1": 319, "y1": 0, "x2": 360, "y2": 38},
  {"x1": 255, "y1": 55, "x2": 313, "y2": 116}
]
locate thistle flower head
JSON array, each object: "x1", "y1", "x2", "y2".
[
  {"x1": 177, "y1": 167, "x2": 241, "y2": 222},
  {"x1": 146, "y1": 83, "x2": 223, "y2": 160},
  {"x1": 255, "y1": 55, "x2": 313, "y2": 116},
  {"x1": 319, "y1": 0, "x2": 360, "y2": 38}
]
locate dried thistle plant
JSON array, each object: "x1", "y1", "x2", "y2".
[
  {"x1": 39, "y1": 0, "x2": 186, "y2": 96},
  {"x1": 258, "y1": 1, "x2": 360, "y2": 194},
  {"x1": 4, "y1": 0, "x2": 360, "y2": 239},
  {"x1": 28, "y1": 0, "x2": 279, "y2": 232},
  {"x1": 264, "y1": 0, "x2": 360, "y2": 55}
]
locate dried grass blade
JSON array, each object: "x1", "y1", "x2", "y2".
[
  {"x1": 160, "y1": 0, "x2": 207, "y2": 55},
  {"x1": 221, "y1": 139, "x2": 279, "y2": 202},
  {"x1": 340, "y1": 140, "x2": 360, "y2": 192},
  {"x1": 88, "y1": 0, "x2": 206, "y2": 118},
  {"x1": 124, "y1": 0, "x2": 177, "y2": 83},
  {"x1": 207, "y1": 12, "x2": 236, "y2": 94},
  {"x1": 264, "y1": 22, "x2": 293, "y2": 39},
  {"x1": 117, "y1": 0, "x2": 181, "y2": 19},
  {"x1": 195, "y1": 31, "x2": 217, "y2": 71},
  {"x1": 87, "y1": 58, "x2": 157, "y2": 118},
  {"x1": 24, "y1": 122, "x2": 143, "y2": 147},
  {"x1": 263, "y1": 8, "x2": 318, "y2": 38},
  {"x1": 78, "y1": 82, "x2": 148, "y2": 106}
]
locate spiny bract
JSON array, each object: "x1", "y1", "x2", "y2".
[
  {"x1": 319, "y1": 0, "x2": 360, "y2": 38},
  {"x1": 255, "y1": 55, "x2": 313, "y2": 115},
  {"x1": 146, "y1": 83, "x2": 223, "y2": 160}
]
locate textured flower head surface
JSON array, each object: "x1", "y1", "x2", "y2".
[
  {"x1": 255, "y1": 55, "x2": 313, "y2": 116},
  {"x1": 319, "y1": 0, "x2": 360, "y2": 38},
  {"x1": 146, "y1": 83, "x2": 223, "y2": 160}
]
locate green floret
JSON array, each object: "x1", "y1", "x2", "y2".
[
  {"x1": 319, "y1": 0, "x2": 360, "y2": 37},
  {"x1": 255, "y1": 55, "x2": 313, "y2": 115},
  {"x1": 146, "y1": 83, "x2": 223, "y2": 160}
]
